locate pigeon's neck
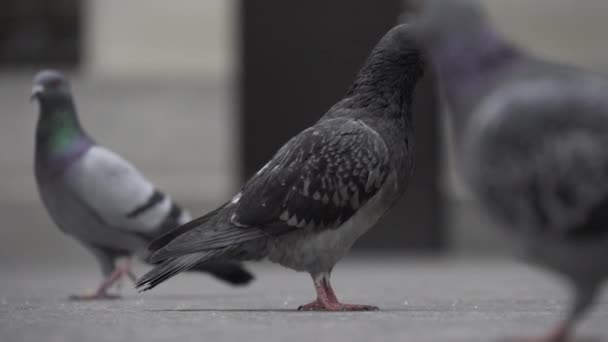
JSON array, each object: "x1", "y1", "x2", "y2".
[
  {"x1": 35, "y1": 98, "x2": 92, "y2": 171},
  {"x1": 432, "y1": 29, "x2": 518, "y2": 105},
  {"x1": 329, "y1": 26, "x2": 424, "y2": 124},
  {"x1": 429, "y1": 28, "x2": 519, "y2": 141}
]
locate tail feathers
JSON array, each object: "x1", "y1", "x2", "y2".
[
  {"x1": 136, "y1": 252, "x2": 212, "y2": 292},
  {"x1": 189, "y1": 262, "x2": 254, "y2": 286},
  {"x1": 148, "y1": 204, "x2": 227, "y2": 252}
]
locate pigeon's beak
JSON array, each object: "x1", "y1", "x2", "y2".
[{"x1": 30, "y1": 84, "x2": 44, "y2": 102}]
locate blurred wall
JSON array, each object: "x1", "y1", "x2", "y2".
[
  {"x1": 82, "y1": 0, "x2": 240, "y2": 202},
  {"x1": 2, "y1": 0, "x2": 608, "y2": 262},
  {"x1": 487, "y1": 0, "x2": 608, "y2": 70},
  {"x1": 85, "y1": 0, "x2": 235, "y2": 78}
]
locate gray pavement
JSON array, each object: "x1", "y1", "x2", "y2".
[{"x1": 1, "y1": 257, "x2": 607, "y2": 342}]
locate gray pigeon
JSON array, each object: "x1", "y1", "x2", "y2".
[
  {"x1": 136, "y1": 24, "x2": 425, "y2": 311},
  {"x1": 415, "y1": 0, "x2": 608, "y2": 340},
  {"x1": 31, "y1": 70, "x2": 253, "y2": 300}
]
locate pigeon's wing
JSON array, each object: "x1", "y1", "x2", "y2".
[
  {"x1": 148, "y1": 117, "x2": 391, "y2": 261},
  {"x1": 64, "y1": 145, "x2": 185, "y2": 236},
  {"x1": 467, "y1": 76, "x2": 608, "y2": 238},
  {"x1": 233, "y1": 117, "x2": 391, "y2": 230}
]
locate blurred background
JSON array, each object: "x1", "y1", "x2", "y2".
[{"x1": 2, "y1": 0, "x2": 608, "y2": 267}]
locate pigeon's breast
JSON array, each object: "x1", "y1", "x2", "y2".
[
  {"x1": 267, "y1": 171, "x2": 399, "y2": 273},
  {"x1": 35, "y1": 136, "x2": 93, "y2": 183}
]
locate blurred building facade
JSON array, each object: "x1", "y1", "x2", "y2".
[{"x1": 1, "y1": 0, "x2": 608, "y2": 258}]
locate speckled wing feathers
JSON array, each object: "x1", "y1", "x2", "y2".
[{"x1": 233, "y1": 117, "x2": 390, "y2": 232}]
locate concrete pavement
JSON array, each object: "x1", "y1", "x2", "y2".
[{"x1": 1, "y1": 257, "x2": 606, "y2": 342}]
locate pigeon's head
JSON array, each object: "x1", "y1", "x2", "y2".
[
  {"x1": 31, "y1": 70, "x2": 72, "y2": 103},
  {"x1": 410, "y1": 0, "x2": 488, "y2": 48},
  {"x1": 374, "y1": 24, "x2": 425, "y2": 77}
]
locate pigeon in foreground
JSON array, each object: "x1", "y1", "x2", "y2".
[
  {"x1": 415, "y1": 0, "x2": 608, "y2": 340},
  {"x1": 136, "y1": 24, "x2": 425, "y2": 311},
  {"x1": 32, "y1": 70, "x2": 253, "y2": 300}
]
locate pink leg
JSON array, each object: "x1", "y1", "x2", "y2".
[
  {"x1": 70, "y1": 259, "x2": 135, "y2": 301},
  {"x1": 298, "y1": 272, "x2": 378, "y2": 311}
]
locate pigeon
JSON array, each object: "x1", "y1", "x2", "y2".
[
  {"x1": 31, "y1": 70, "x2": 254, "y2": 300},
  {"x1": 135, "y1": 24, "x2": 425, "y2": 311},
  {"x1": 414, "y1": 0, "x2": 608, "y2": 340}
]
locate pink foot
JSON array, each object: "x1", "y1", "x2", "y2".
[
  {"x1": 301, "y1": 272, "x2": 379, "y2": 311},
  {"x1": 69, "y1": 291, "x2": 121, "y2": 301},
  {"x1": 298, "y1": 299, "x2": 378, "y2": 311}
]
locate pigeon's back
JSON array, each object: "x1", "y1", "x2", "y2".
[{"x1": 36, "y1": 144, "x2": 191, "y2": 254}]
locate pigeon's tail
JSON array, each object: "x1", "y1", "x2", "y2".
[
  {"x1": 187, "y1": 261, "x2": 254, "y2": 285},
  {"x1": 136, "y1": 251, "x2": 219, "y2": 292},
  {"x1": 142, "y1": 255, "x2": 253, "y2": 287}
]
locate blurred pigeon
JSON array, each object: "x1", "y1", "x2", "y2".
[
  {"x1": 415, "y1": 0, "x2": 608, "y2": 340},
  {"x1": 31, "y1": 70, "x2": 253, "y2": 300},
  {"x1": 136, "y1": 24, "x2": 425, "y2": 311}
]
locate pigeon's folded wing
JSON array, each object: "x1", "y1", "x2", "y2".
[
  {"x1": 148, "y1": 117, "x2": 391, "y2": 261},
  {"x1": 233, "y1": 117, "x2": 391, "y2": 231},
  {"x1": 467, "y1": 81, "x2": 608, "y2": 237},
  {"x1": 64, "y1": 145, "x2": 174, "y2": 234}
]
